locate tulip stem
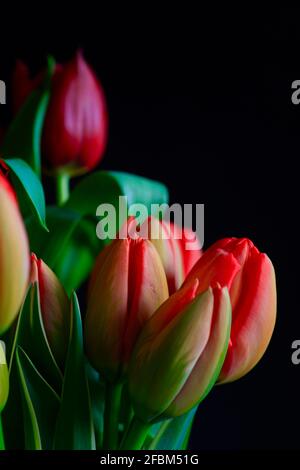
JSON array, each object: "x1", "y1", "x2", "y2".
[
  {"x1": 0, "y1": 415, "x2": 5, "y2": 450},
  {"x1": 103, "y1": 382, "x2": 122, "y2": 450},
  {"x1": 120, "y1": 415, "x2": 151, "y2": 450},
  {"x1": 56, "y1": 172, "x2": 70, "y2": 205},
  {"x1": 148, "y1": 420, "x2": 170, "y2": 449}
]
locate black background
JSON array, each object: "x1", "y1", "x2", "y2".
[{"x1": 1, "y1": 8, "x2": 299, "y2": 451}]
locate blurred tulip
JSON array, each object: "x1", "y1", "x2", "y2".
[
  {"x1": 185, "y1": 237, "x2": 277, "y2": 383},
  {"x1": 0, "y1": 342, "x2": 9, "y2": 413},
  {"x1": 0, "y1": 171, "x2": 30, "y2": 334},
  {"x1": 12, "y1": 60, "x2": 44, "y2": 114},
  {"x1": 129, "y1": 282, "x2": 231, "y2": 421},
  {"x1": 42, "y1": 51, "x2": 107, "y2": 173},
  {"x1": 84, "y1": 236, "x2": 169, "y2": 382},
  {"x1": 12, "y1": 51, "x2": 108, "y2": 174},
  {"x1": 30, "y1": 254, "x2": 70, "y2": 369}
]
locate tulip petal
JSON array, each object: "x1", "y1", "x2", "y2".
[
  {"x1": 0, "y1": 173, "x2": 30, "y2": 334},
  {"x1": 43, "y1": 51, "x2": 108, "y2": 172},
  {"x1": 138, "y1": 277, "x2": 199, "y2": 339},
  {"x1": 129, "y1": 288, "x2": 214, "y2": 422},
  {"x1": 219, "y1": 252, "x2": 276, "y2": 383},
  {"x1": 145, "y1": 217, "x2": 184, "y2": 294},
  {"x1": 171, "y1": 223, "x2": 202, "y2": 277},
  {"x1": 123, "y1": 239, "x2": 169, "y2": 362},
  {"x1": 186, "y1": 249, "x2": 241, "y2": 294},
  {"x1": 166, "y1": 286, "x2": 231, "y2": 416},
  {"x1": 32, "y1": 256, "x2": 70, "y2": 369},
  {"x1": 85, "y1": 239, "x2": 129, "y2": 381}
]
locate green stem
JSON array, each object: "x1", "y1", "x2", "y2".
[
  {"x1": 103, "y1": 382, "x2": 122, "y2": 450},
  {"x1": 120, "y1": 415, "x2": 151, "y2": 450},
  {"x1": 0, "y1": 414, "x2": 5, "y2": 450},
  {"x1": 124, "y1": 406, "x2": 134, "y2": 435},
  {"x1": 120, "y1": 385, "x2": 134, "y2": 438},
  {"x1": 56, "y1": 172, "x2": 70, "y2": 205},
  {"x1": 148, "y1": 420, "x2": 170, "y2": 449}
]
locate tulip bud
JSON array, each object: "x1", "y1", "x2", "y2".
[
  {"x1": 185, "y1": 237, "x2": 277, "y2": 383},
  {"x1": 129, "y1": 282, "x2": 231, "y2": 422},
  {"x1": 11, "y1": 52, "x2": 108, "y2": 174},
  {"x1": 0, "y1": 172, "x2": 30, "y2": 334},
  {"x1": 84, "y1": 236, "x2": 169, "y2": 382},
  {"x1": 0, "y1": 341, "x2": 9, "y2": 413},
  {"x1": 140, "y1": 217, "x2": 184, "y2": 294},
  {"x1": 30, "y1": 254, "x2": 70, "y2": 369},
  {"x1": 138, "y1": 217, "x2": 202, "y2": 294},
  {"x1": 12, "y1": 60, "x2": 44, "y2": 114},
  {"x1": 42, "y1": 51, "x2": 108, "y2": 173},
  {"x1": 172, "y1": 223, "x2": 202, "y2": 277}
]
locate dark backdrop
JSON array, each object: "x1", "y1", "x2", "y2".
[{"x1": 1, "y1": 8, "x2": 299, "y2": 451}]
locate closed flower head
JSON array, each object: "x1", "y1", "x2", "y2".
[{"x1": 84, "y1": 236, "x2": 169, "y2": 382}]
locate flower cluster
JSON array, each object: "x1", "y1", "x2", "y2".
[{"x1": 0, "y1": 51, "x2": 276, "y2": 451}]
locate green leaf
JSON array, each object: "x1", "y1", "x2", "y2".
[
  {"x1": 53, "y1": 171, "x2": 169, "y2": 292},
  {"x1": 54, "y1": 293, "x2": 95, "y2": 450},
  {"x1": 4, "y1": 158, "x2": 48, "y2": 230},
  {"x1": 1, "y1": 57, "x2": 54, "y2": 176},
  {"x1": 9, "y1": 284, "x2": 63, "y2": 393},
  {"x1": 65, "y1": 170, "x2": 169, "y2": 231},
  {"x1": 26, "y1": 206, "x2": 81, "y2": 269},
  {"x1": 86, "y1": 363, "x2": 105, "y2": 449},
  {"x1": 2, "y1": 357, "x2": 24, "y2": 449},
  {"x1": 27, "y1": 172, "x2": 169, "y2": 294},
  {"x1": 148, "y1": 407, "x2": 197, "y2": 450},
  {"x1": 49, "y1": 217, "x2": 104, "y2": 294},
  {"x1": 16, "y1": 349, "x2": 41, "y2": 450},
  {"x1": 26, "y1": 206, "x2": 92, "y2": 294},
  {"x1": 2, "y1": 284, "x2": 62, "y2": 449},
  {"x1": 16, "y1": 347, "x2": 60, "y2": 450}
]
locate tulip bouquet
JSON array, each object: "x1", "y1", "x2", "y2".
[{"x1": 0, "y1": 51, "x2": 277, "y2": 451}]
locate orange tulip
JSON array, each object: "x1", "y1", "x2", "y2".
[
  {"x1": 129, "y1": 281, "x2": 231, "y2": 421},
  {"x1": 185, "y1": 237, "x2": 277, "y2": 383},
  {"x1": 84, "y1": 236, "x2": 169, "y2": 382},
  {"x1": 140, "y1": 217, "x2": 184, "y2": 294},
  {"x1": 138, "y1": 217, "x2": 202, "y2": 294}
]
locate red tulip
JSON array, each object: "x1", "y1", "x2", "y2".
[
  {"x1": 30, "y1": 254, "x2": 70, "y2": 369},
  {"x1": 84, "y1": 236, "x2": 169, "y2": 382},
  {"x1": 171, "y1": 222, "x2": 202, "y2": 277},
  {"x1": 129, "y1": 282, "x2": 231, "y2": 421},
  {"x1": 185, "y1": 237, "x2": 277, "y2": 383},
  {"x1": 0, "y1": 171, "x2": 30, "y2": 334},
  {"x1": 12, "y1": 60, "x2": 44, "y2": 114},
  {"x1": 12, "y1": 51, "x2": 108, "y2": 173}
]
